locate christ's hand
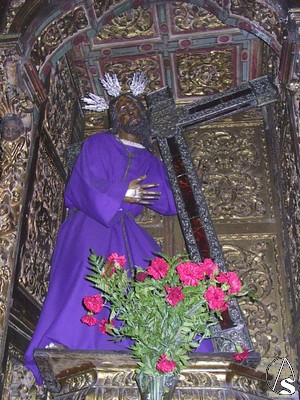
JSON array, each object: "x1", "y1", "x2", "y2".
[{"x1": 124, "y1": 175, "x2": 161, "y2": 205}]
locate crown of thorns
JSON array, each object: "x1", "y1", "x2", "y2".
[{"x1": 82, "y1": 72, "x2": 148, "y2": 112}]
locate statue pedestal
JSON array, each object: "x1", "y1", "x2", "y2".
[{"x1": 34, "y1": 349, "x2": 270, "y2": 399}]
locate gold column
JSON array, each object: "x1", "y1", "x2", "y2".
[{"x1": 0, "y1": 36, "x2": 33, "y2": 373}]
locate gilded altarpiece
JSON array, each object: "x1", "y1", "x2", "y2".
[
  {"x1": 276, "y1": 105, "x2": 300, "y2": 356},
  {"x1": 44, "y1": 59, "x2": 81, "y2": 168},
  {"x1": 0, "y1": 0, "x2": 296, "y2": 397},
  {"x1": 18, "y1": 144, "x2": 65, "y2": 306},
  {"x1": 2, "y1": 344, "x2": 46, "y2": 399},
  {"x1": 184, "y1": 113, "x2": 295, "y2": 373},
  {"x1": 17, "y1": 57, "x2": 76, "y2": 307},
  {"x1": 0, "y1": 41, "x2": 37, "y2": 397},
  {"x1": 0, "y1": 131, "x2": 30, "y2": 336},
  {"x1": 30, "y1": 6, "x2": 88, "y2": 71},
  {"x1": 275, "y1": 10, "x2": 300, "y2": 360},
  {"x1": 4, "y1": 142, "x2": 64, "y2": 399}
]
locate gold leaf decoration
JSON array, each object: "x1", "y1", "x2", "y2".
[
  {"x1": 172, "y1": 1, "x2": 226, "y2": 32},
  {"x1": 186, "y1": 124, "x2": 271, "y2": 220},
  {"x1": 176, "y1": 50, "x2": 234, "y2": 96},
  {"x1": 97, "y1": 6, "x2": 154, "y2": 40},
  {"x1": 230, "y1": 0, "x2": 282, "y2": 41},
  {"x1": 93, "y1": 0, "x2": 122, "y2": 19},
  {"x1": 31, "y1": 7, "x2": 88, "y2": 68},
  {"x1": 19, "y1": 145, "x2": 64, "y2": 305},
  {"x1": 44, "y1": 58, "x2": 76, "y2": 167}
]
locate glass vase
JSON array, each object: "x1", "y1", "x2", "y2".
[{"x1": 136, "y1": 373, "x2": 178, "y2": 400}]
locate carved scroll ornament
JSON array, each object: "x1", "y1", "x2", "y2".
[{"x1": 0, "y1": 48, "x2": 33, "y2": 359}]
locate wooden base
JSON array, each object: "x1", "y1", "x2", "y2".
[{"x1": 34, "y1": 349, "x2": 270, "y2": 399}]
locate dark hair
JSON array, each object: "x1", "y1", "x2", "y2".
[{"x1": 108, "y1": 94, "x2": 153, "y2": 151}]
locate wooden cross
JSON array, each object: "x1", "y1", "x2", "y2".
[{"x1": 145, "y1": 76, "x2": 278, "y2": 367}]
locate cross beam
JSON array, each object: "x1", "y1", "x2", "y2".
[{"x1": 146, "y1": 75, "x2": 278, "y2": 367}]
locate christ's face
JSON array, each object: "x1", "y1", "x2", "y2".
[{"x1": 115, "y1": 96, "x2": 142, "y2": 130}]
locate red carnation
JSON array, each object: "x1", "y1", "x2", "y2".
[
  {"x1": 136, "y1": 271, "x2": 148, "y2": 282},
  {"x1": 99, "y1": 318, "x2": 116, "y2": 334},
  {"x1": 81, "y1": 315, "x2": 99, "y2": 326},
  {"x1": 107, "y1": 252, "x2": 127, "y2": 268},
  {"x1": 147, "y1": 257, "x2": 169, "y2": 280},
  {"x1": 176, "y1": 261, "x2": 205, "y2": 286},
  {"x1": 165, "y1": 286, "x2": 185, "y2": 306},
  {"x1": 204, "y1": 286, "x2": 228, "y2": 311},
  {"x1": 200, "y1": 258, "x2": 219, "y2": 278},
  {"x1": 83, "y1": 294, "x2": 103, "y2": 313},
  {"x1": 233, "y1": 348, "x2": 250, "y2": 361},
  {"x1": 216, "y1": 271, "x2": 242, "y2": 294},
  {"x1": 156, "y1": 354, "x2": 176, "y2": 373}
]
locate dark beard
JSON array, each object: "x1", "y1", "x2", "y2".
[{"x1": 121, "y1": 118, "x2": 152, "y2": 148}]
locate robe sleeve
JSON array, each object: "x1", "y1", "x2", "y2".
[
  {"x1": 145, "y1": 155, "x2": 177, "y2": 216},
  {"x1": 64, "y1": 134, "x2": 128, "y2": 227}
]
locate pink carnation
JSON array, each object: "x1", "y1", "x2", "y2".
[
  {"x1": 165, "y1": 286, "x2": 185, "y2": 306},
  {"x1": 80, "y1": 315, "x2": 99, "y2": 326},
  {"x1": 200, "y1": 258, "x2": 220, "y2": 278},
  {"x1": 176, "y1": 261, "x2": 205, "y2": 286},
  {"x1": 216, "y1": 271, "x2": 242, "y2": 294},
  {"x1": 99, "y1": 318, "x2": 116, "y2": 334},
  {"x1": 233, "y1": 348, "x2": 250, "y2": 361},
  {"x1": 204, "y1": 286, "x2": 228, "y2": 311},
  {"x1": 107, "y1": 253, "x2": 127, "y2": 268},
  {"x1": 156, "y1": 354, "x2": 176, "y2": 373},
  {"x1": 147, "y1": 257, "x2": 169, "y2": 280},
  {"x1": 83, "y1": 294, "x2": 103, "y2": 313}
]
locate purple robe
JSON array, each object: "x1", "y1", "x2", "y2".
[{"x1": 25, "y1": 132, "x2": 213, "y2": 385}]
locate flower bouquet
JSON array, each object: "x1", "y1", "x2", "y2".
[{"x1": 81, "y1": 251, "x2": 254, "y2": 399}]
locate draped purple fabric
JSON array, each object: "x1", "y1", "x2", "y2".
[{"x1": 25, "y1": 132, "x2": 213, "y2": 385}]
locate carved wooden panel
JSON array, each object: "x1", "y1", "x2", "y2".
[
  {"x1": 1, "y1": 344, "x2": 47, "y2": 399},
  {"x1": 30, "y1": 6, "x2": 88, "y2": 70},
  {"x1": 0, "y1": 46, "x2": 34, "y2": 379},
  {"x1": 183, "y1": 111, "x2": 295, "y2": 369},
  {"x1": 185, "y1": 113, "x2": 273, "y2": 222},
  {"x1": 93, "y1": 0, "x2": 122, "y2": 19},
  {"x1": 18, "y1": 142, "x2": 65, "y2": 306},
  {"x1": 220, "y1": 235, "x2": 294, "y2": 368},
  {"x1": 44, "y1": 57, "x2": 79, "y2": 169},
  {"x1": 280, "y1": 119, "x2": 300, "y2": 305},
  {"x1": 0, "y1": 131, "x2": 30, "y2": 355},
  {"x1": 96, "y1": 5, "x2": 157, "y2": 41},
  {"x1": 276, "y1": 102, "x2": 300, "y2": 352},
  {"x1": 175, "y1": 48, "x2": 235, "y2": 96},
  {"x1": 229, "y1": 0, "x2": 283, "y2": 45},
  {"x1": 170, "y1": 1, "x2": 227, "y2": 32}
]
